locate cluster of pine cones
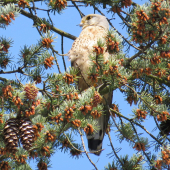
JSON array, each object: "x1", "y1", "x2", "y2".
[{"x1": 3, "y1": 118, "x2": 34, "y2": 153}]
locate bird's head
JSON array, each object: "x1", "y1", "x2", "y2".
[{"x1": 79, "y1": 14, "x2": 109, "y2": 30}]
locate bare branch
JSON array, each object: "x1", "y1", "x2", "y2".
[
  {"x1": 63, "y1": 133, "x2": 84, "y2": 153},
  {"x1": 71, "y1": 0, "x2": 85, "y2": 18},
  {"x1": 61, "y1": 36, "x2": 67, "y2": 71},
  {"x1": 107, "y1": 131, "x2": 124, "y2": 168},
  {"x1": 78, "y1": 128, "x2": 98, "y2": 170}
]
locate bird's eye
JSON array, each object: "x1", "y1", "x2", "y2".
[{"x1": 87, "y1": 16, "x2": 92, "y2": 20}]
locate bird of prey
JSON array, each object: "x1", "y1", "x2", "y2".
[{"x1": 68, "y1": 14, "x2": 112, "y2": 155}]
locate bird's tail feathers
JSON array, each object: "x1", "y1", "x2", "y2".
[{"x1": 87, "y1": 114, "x2": 106, "y2": 156}]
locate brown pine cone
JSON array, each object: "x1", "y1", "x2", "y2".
[
  {"x1": 19, "y1": 118, "x2": 35, "y2": 150},
  {"x1": 3, "y1": 118, "x2": 19, "y2": 153}
]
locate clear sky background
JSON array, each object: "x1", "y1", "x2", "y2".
[{"x1": 0, "y1": 0, "x2": 158, "y2": 169}]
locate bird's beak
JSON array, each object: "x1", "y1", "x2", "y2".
[{"x1": 77, "y1": 22, "x2": 83, "y2": 27}]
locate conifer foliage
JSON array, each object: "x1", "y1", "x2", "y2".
[{"x1": 0, "y1": 0, "x2": 170, "y2": 169}]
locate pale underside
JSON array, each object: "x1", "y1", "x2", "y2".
[{"x1": 69, "y1": 26, "x2": 109, "y2": 89}]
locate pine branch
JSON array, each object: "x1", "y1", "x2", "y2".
[
  {"x1": 110, "y1": 108, "x2": 163, "y2": 145},
  {"x1": 146, "y1": 74, "x2": 170, "y2": 87},
  {"x1": 124, "y1": 25, "x2": 169, "y2": 67},
  {"x1": 19, "y1": 9, "x2": 77, "y2": 40},
  {"x1": 109, "y1": 107, "x2": 135, "y2": 143},
  {"x1": 92, "y1": 5, "x2": 142, "y2": 51},
  {"x1": 130, "y1": 121, "x2": 152, "y2": 165},
  {"x1": 0, "y1": 67, "x2": 26, "y2": 75}
]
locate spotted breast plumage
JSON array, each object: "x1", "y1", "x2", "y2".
[{"x1": 68, "y1": 14, "x2": 112, "y2": 155}]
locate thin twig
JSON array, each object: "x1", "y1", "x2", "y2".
[
  {"x1": 117, "y1": 12, "x2": 131, "y2": 27},
  {"x1": 109, "y1": 108, "x2": 135, "y2": 143},
  {"x1": 110, "y1": 108, "x2": 163, "y2": 145},
  {"x1": 31, "y1": 0, "x2": 37, "y2": 16},
  {"x1": 15, "y1": 73, "x2": 23, "y2": 86},
  {"x1": 0, "y1": 67, "x2": 27, "y2": 75},
  {"x1": 61, "y1": 36, "x2": 66, "y2": 71},
  {"x1": 124, "y1": 84, "x2": 162, "y2": 115},
  {"x1": 130, "y1": 121, "x2": 152, "y2": 165},
  {"x1": 78, "y1": 128, "x2": 98, "y2": 170},
  {"x1": 63, "y1": 133, "x2": 84, "y2": 153},
  {"x1": 47, "y1": 10, "x2": 53, "y2": 26},
  {"x1": 107, "y1": 131, "x2": 124, "y2": 168},
  {"x1": 54, "y1": 55, "x2": 61, "y2": 74},
  {"x1": 67, "y1": 5, "x2": 86, "y2": 7},
  {"x1": 121, "y1": 10, "x2": 132, "y2": 16},
  {"x1": 50, "y1": 46, "x2": 61, "y2": 73},
  {"x1": 71, "y1": 1, "x2": 85, "y2": 18}
]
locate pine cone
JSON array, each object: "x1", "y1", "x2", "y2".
[
  {"x1": 160, "y1": 119, "x2": 170, "y2": 136},
  {"x1": 92, "y1": 91, "x2": 102, "y2": 107},
  {"x1": 19, "y1": 118, "x2": 35, "y2": 150},
  {"x1": 37, "y1": 162, "x2": 47, "y2": 170},
  {"x1": 3, "y1": 118, "x2": 19, "y2": 153}
]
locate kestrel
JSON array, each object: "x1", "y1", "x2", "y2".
[{"x1": 68, "y1": 14, "x2": 112, "y2": 155}]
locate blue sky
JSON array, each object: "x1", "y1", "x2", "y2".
[{"x1": 0, "y1": 0, "x2": 156, "y2": 169}]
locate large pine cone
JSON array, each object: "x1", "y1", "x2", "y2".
[
  {"x1": 19, "y1": 118, "x2": 35, "y2": 150},
  {"x1": 3, "y1": 118, "x2": 19, "y2": 153}
]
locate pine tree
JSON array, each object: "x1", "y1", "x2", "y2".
[{"x1": 0, "y1": 0, "x2": 170, "y2": 169}]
